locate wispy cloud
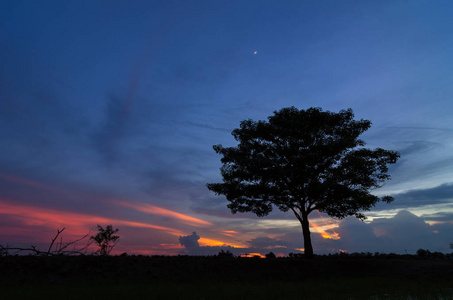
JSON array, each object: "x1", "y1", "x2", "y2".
[
  {"x1": 390, "y1": 183, "x2": 453, "y2": 208},
  {"x1": 0, "y1": 199, "x2": 182, "y2": 241},
  {"x1": 382, "y1": 126, "x2": 453, "y2": 132},
  {"x1": 0, "y1": 173, "x2": 62, "y2": 193},
  {"x1": 185, "y1": 121, "x2": 231, "y2": 132},
  {"x1": 333, "y1": 210, "x2": 453, "y2": 254},
  {"x1": 116, "y1": 201, "x2": 213, "y2": 227}
]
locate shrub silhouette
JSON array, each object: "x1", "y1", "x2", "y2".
[
  {"x1": 91, "y1": 225, "x2": 120, "y2": 256},
  {"x1": 217, "y1": 250, "x2": 234, "y2": 258},
  {"x1": 265, "y1": 252, "x2": 276, "y2": 259}
]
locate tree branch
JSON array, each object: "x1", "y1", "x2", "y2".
[
  {"x1": 290, "y1": 207, "x2": 302, "y2": 223},
  {"x1": 0, "y1": 228, "x2": 93, "y2": 256},
  {"x1": 47, "y1": 227, "x2": 65, "y2": 254}
]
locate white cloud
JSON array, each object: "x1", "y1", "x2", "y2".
[{"x1": 332, "y1": 210, "x2": 452, "y2": 254}]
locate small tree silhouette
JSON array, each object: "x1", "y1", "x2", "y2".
[
  {"x1": 265, "y1": 252, "x2": 276, "y2": 259},
  {"x1": 217, "y1": 250, "x2": 234, "y2": 258},
  {"x1": 91, "y1": 225, "x2": 120, "y2": 256}
]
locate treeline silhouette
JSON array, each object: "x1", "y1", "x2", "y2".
[
  {"x1": 2, "y1": 227, "x2": 453, "y2": 285},
  {"x1": 1, "y1": 252, "x2": 453, "y2": 285}
]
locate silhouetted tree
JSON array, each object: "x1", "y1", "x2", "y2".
[
  {"x1": 217, "y1": 250, "x2": 235, "y2": 258},
  {"x1": 91, "y1": 225, "x2": 120, "y2": 256},
  {"x1": 416, "y1": 249, "x2": 431, "y2": 258},
  {"x1": 207, "y1": 107, "x2": 399, "y2": 258},
  {"x1": 265, "y1": 252, "x2": 276, "y2": 259}
]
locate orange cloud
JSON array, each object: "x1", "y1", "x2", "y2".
[
  {"x1": 220, "y1": 230, "x2": 239, "y2": 237},
  {"x1": 115, "y1": 244, "x2": 183, "y2": 256},
  {"x1": 198, "y1": 237, "x2": 245, "y2": 248},
  {"x1": 331, "y1": 230, "x2": 340, "y2": 239},
  {"x1": 116, "y1": 201, "x2": 212, "y2": 227},
  {"x1": 159, "y1": 243, "x2": 183, "y2": 249},
  {"x1": 311, "y1": 211, "x2": 341, "y2": 240},
  {"x1": 239, "y1": 252, "x2": 265, "y2": 258},
  {"x1": 198, "y1": 237, "x2": 225, "y2": 247},
  {"x1": 118, "y1": 220, "x2": 180, "y2": 235},
  {"x1": 310, "y1": 221, "x2": 340, "y2": 240}
]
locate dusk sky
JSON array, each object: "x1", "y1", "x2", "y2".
[{"x1": 1, "y1": 0, "x2": 453, "y2": 256}]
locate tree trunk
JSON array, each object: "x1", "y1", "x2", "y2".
[{"x1": 301, "y1": 215, "x2": 314, "y2": 259}]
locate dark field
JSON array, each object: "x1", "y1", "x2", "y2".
[{"x1": 1, "y1": 255, "x2": 453, "y2": 299}]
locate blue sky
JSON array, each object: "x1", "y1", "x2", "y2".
[{"x1": 1, "y1": 0, "x2": 453, "y2": 256}]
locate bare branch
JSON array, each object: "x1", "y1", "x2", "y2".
[
  {"x1": 1, "y1": 227, "x2": 94, "y2": 256},
  {"x1": 47, "y1": 227, "x2": 65, "y2": 254}
]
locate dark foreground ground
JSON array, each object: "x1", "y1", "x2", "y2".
[
  {"x1": 2, "y1": 255, "x2": 453, "y2": 283},
  {"x1": 1, "y1": 255, "x2": 453, "y2": 299}
]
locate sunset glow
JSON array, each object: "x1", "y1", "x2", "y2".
[
  {"x1": 220, "y1": 230, "x2": 240, "y2": 237},
  {"x1": 199, "y1": 237, "x2": 245, "y2": 248},
  {"x1": 310, "y1": 221, "x2": 341, "y2": 240},
  {"x1": 0, "y1": 199, "x2": 182, "y2": 238},
  {"x1": 0, "y1": 199, "x2": 110, "y2": 229},
  {"x1": 240, "y1": 253, "x2": 265, "y2": 258},
  {"x1": 116, "y1": 201, "x2": 213, "y2": 227},
  {"x1": 118, "y1": 221, "x2": 181, "y2": 235}
]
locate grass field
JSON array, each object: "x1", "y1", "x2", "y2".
[
  {"x1": 2, "y1": 277, "x2": 453, "y2": 300},
  {"x1": 1, "y1": 255, "x2": 452, "y2": 299}
]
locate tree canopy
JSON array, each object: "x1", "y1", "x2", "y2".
[{"x1": 207, "y1": 107, "x2": 399, "y2": 258}]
